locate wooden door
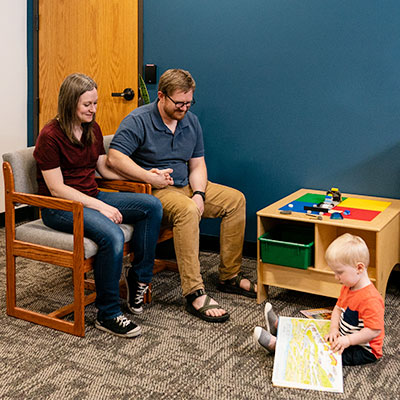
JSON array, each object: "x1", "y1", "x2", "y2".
[{"x1": 38, "y1": 0, "x2": 140, "y2": 136}]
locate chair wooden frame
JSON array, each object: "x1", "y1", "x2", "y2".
[{"x1": 3, "y1": 161, "x2": 153, "y2": 337}]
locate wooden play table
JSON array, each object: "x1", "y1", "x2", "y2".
[{"x1": 256, "y1": 188, "x2": 400, "y2": 303}]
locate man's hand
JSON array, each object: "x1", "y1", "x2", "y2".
[
  {"x1": 148, "y1": 168, "x2": 174, "y2": 188},
  {"x1": 192, "y1": 193, "x2": 204, "y2": 215}
]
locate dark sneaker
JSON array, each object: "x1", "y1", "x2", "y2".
[
  {"x1": 95, "y1": 314, "x2": 141, "y2": 338},
  {"x1": 124, "y1": 266, "x2": 149, "y2": 315}
]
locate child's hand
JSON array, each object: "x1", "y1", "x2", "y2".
[
  {"x1": 330, "y1": 335, "x2": 351, "y2": 355},
  {"x1": 324, "y1": 330, "x2": 340, "y2": 344}
]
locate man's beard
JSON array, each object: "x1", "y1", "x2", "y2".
[{"x1": 165, "y1": 107, "x2": 187, "y2": 121}]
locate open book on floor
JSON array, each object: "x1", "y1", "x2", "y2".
[{"x1": 272, "y1": 317, "x2": 343, "y2": 393}]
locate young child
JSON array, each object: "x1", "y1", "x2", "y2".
[{"x1": 254, "y1": 233, "x2": 385, "y2": 366}]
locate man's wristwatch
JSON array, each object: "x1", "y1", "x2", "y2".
[{"x1": 192, "y1": 191, "x2": 206, "y2": 201}]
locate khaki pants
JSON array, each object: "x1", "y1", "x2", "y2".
[{"x1": 152, "y1": 181, "x2": 246, "y2": 296}]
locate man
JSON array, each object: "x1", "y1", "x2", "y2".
[{"x1": 107, "y1": 69, "x2": 256, "y2": 323}]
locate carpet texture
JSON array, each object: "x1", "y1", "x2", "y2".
[{"x1": 0, "y1": 227, "x2": 399, "y2": 400}]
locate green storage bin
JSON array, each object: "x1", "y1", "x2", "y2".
[{"x1": 258, "y1": 225, "x2": 314, "y2": 269}]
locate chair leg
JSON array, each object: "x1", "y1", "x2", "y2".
[
  {"x1": 144, "y1": 283, "x2": 152, "y2": 304},
  {"x1": 72, "y1": 269, "x2": 86, "y2": 337},
  {"x1": 6, "y1": 254, "x2": 17, "y2": 315},
  {"x1": 119, "y1": 278, "x2": 127, "y2": 299},
  {"x1": 153, "y1": 259, "x2": 179, "y2": 274},
  {"x1": 5, "y1": 250, "x2": 91, "y2": 337}
]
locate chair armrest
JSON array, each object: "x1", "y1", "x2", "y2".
[
  {"x1": 6, "y1": 192, "x2": 85, "y2": 250},
  {"x1": 10, "y1": 191, "x2": 84, "y2": 231},
  {"x1": 96, "y1": 178, "x2": 152, "y2": 194},
  {"x1": 11, "y1": 192, "x2": 79, "y2": 212}
]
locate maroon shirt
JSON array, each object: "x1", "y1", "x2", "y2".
[{"x1": 33, "y1": 120, "x2": 105, "y2": 197}]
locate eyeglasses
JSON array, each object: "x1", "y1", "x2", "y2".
[{"x1": 166, "y1": 94, "x2": 195, "y2": 108}]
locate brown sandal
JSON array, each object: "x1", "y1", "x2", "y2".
[
  {"x1": 217, "y1": 272, "x2": 257, "y2": 298},
  {"x1": 185, "y1": 289, "x2": 230, "y2": 323}
]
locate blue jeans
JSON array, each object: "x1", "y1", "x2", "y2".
[{"x1": 41, "y1": 191, "x2": 163, "y2": 321}]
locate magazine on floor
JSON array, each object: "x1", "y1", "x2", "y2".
[{"x1": 299, "y1": 307, "x2": 334, "y2": 320}]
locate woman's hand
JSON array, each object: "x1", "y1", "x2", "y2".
[
  {"x1": 41, "y1": 167, "x2": 123, "y2": 223},
  {"x1": 98, "y1": 202, "x2": 123, "y2": 224}
]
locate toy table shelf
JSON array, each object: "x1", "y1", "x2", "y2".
[{"x1": 256, "y1": 188, "x2": 400, "y2": 303}]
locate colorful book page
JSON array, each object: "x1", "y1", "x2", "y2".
[
  {"x1": 339, "y1": 198, "x2": 391, "y2": 212},
  {"x1": 272, "y1": 317, "x2": 343, "y2": 393},
  {"x1": 332, "y1": 207, "x2": 380, "y2": 222}
]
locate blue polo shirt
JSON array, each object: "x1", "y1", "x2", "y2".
[{"x1": 110, "y1": 100, "x2": 204, "y2": 187}]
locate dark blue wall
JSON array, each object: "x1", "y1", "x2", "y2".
[
  {"x1": 25, "y1": 1, "x2": 400, "y2": 243},
  {"x1": 144, "y1": 0, "x2": 400, "y2": 243}
]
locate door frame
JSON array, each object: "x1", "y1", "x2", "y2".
[{"x1": 27, "y1": 0, "x2": 143, "y2": 145}]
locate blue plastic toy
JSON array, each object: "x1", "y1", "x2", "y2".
[{"x1": 330, "y1": 212, "x2": 343, "y2": 220}]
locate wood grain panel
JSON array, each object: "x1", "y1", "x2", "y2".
[{"x1": 39, "y1": 0, "x2": 139, "y2": 135}]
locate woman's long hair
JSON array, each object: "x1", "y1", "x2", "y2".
[{"x1": 56, "y1": 73, "x2": 97, "y2": 146}]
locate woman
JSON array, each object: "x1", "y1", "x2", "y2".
[{"x1": 33, "y1": 73, "x2": 163, "y2": 338}]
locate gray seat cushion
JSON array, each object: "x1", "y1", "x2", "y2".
[{"x1": 16, "y1": 219, "x2": 134, "y2": 259}]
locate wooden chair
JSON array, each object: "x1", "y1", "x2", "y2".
[{"x1": 2, "y1": 137, "x2": 176, "y2": 337}]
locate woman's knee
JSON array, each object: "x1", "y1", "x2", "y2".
[{"x1": 100, "y1": 226, "x2": 125, "y2": 255}]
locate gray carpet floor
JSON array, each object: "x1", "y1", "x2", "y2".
[{"x1": 0, "y1": 227, "x2": 399, "y2": 400}]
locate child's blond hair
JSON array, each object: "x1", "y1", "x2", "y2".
[{"x1": 325, "y1": 233, "x2": 370, "y2": 269}]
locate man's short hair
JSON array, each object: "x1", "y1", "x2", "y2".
[
  {"x1": 325, "y1": 233, "x2": 370, "y2": 268},
  {"x1": 158, "y1": 69, "x2": 196, "y2": 96}
]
